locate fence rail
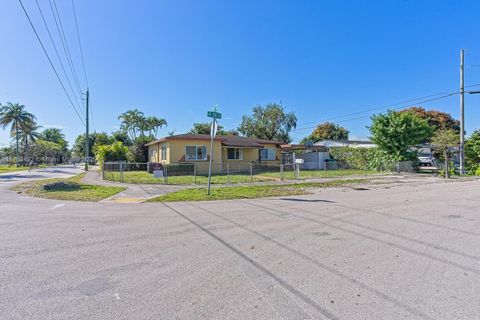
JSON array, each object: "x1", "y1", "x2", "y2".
[{"x1": 102, "y1": 160, "x2": 389, "y2": 185}]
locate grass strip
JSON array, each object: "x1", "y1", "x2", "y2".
[
  {"x1": 12, "y1": 173, "x2": 125, "y2": 202},
  {"x1": 150, "y1": 179, "x2": 367, "y2": 202}
]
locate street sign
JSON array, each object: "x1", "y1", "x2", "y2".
[{"x1": 207, "y1": 111, "x2": 222, "y2": 119}]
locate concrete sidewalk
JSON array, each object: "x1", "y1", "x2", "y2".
[{"x1": 80, "y1": 168, "x2": 183, "y2": 203}]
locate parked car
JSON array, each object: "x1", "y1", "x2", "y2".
[{"x1": 418, "y1": 155, "x2": 435, "y2": 166}]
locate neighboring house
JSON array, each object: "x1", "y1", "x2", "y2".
[{"x1": 146, "y1": 134, "x2": 283, "y2": 173}]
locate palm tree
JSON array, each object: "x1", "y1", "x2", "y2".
[
  {"x1": 118, "y1": 109, "x2": 145, "y2": 141},
  {"x1": 18, "y1": 120, "x2": 41, "y2": 163},
  {"x1": 40, "y1": 128, "x2": 65, "y2": 144},
  {"x1": 146, "y1": 116, "x2": 167, "y2": 138},
  {"x1": 0, "y1": 102, "x2": 36, "y2": 166}
]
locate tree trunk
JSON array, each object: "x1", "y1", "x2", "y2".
[
  {"x1": 15, "y1": 123, "x2": 19, "y2": 167},
  {"x1": 444, "y1": 150, "x2": 449, "y2": 179}
]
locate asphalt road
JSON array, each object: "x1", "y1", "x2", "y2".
[{"x1": 1, "y1": 169, "x2": 480, "y2": 319}]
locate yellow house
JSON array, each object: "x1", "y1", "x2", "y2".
[{"x1": 146, "y1": 134, "x2": 283, "y2": 173}]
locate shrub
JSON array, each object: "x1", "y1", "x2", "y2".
[{"x1": 95, "y1": 141, "x2": 129, "y2": 165}]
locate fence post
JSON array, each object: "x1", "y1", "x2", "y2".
[
  {"x1": 227, "y1": 163, "x2": 230, "y2": 184},
  {"x1": 164, "y1": 165, "x2": 168, "y2": 184},
  {"x1": 102, "y1": 162, "x2": 105, "y2": 180},
  {"x1": 280, "y1": 164, "x2": 284, "y2": 180},
  {"x1": 250, "y1": 163, "x2": 253, "y2": 182},
  {"x1": 120, "y1": 162, "x2": 124, "y2": 182},
  {"x1": 194, "y1": 163, "x2": 197, "y2": 184}
]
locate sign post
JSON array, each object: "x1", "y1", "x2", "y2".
[{"x1": 207, "y1": 106, "x2": 222, "y2": 195}]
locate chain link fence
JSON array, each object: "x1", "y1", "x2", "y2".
[{"x1": 102, "y1": 160, "x2": 378, "y2": 185}]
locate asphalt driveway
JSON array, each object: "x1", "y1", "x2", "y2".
[{"x1": 1, "y1": 174, "x2": 480, "y2": 319}]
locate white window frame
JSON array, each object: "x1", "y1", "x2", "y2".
[
  {"x1": 185, "y1": 145, "x2": 207, "y2": 161},
  {"x1": 260, "y1": 148, "x2": 276, "y2": 161},
  {"x1": 161, "y1": 145, "x2": 167, "y2": 161},
  {"x1": 226, "y1": 148, "x2": 243, "y2": 160}
]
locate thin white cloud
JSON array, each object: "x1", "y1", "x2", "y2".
[{"x1": 40, "y1": 124, "x2": 65, "y2": 129}]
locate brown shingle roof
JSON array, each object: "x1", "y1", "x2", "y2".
[{"x1": 145, "y1": 134, "x2": 284, "y2": 147}]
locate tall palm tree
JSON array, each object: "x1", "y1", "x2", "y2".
[
  {"x1": 18, "y1": 120, "x2": 41, "y2": 162},
  {"x1": 0, "y1": 102, "x2": 36, "y2": 166},
  {"x1": 118, "y1": 109, "x2": 145, "y2": 141},
  {"x1": 146, "y1": 116, "x2": 167, "y2": 138}
]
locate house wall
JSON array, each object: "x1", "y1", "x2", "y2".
[{"x1": 148, "y1": 140, "x2": 282, "y2": 174}]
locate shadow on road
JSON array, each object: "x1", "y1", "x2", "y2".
[{"x1": 278, "y1": 198, "x2": 336, "y2": 203}]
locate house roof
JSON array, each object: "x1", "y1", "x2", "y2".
[{"x1": 145, "y1": 134, "x2": 284, "y2": 148}]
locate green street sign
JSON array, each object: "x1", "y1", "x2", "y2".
[{"x1": 207, "y1": 111, "x2": 222, "y2": 119}]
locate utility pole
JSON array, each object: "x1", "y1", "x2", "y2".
[
  {"x1": 84, "y1": 88, "x2": 89, "y2": 171},
  {"x1": 459, "y1": 50, "x2": 465, "y2": 175}
]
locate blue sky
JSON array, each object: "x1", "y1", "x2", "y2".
[{"x1": 1, "y1": 0, "x2": 480, "y2": 147}]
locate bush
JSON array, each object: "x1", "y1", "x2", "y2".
[
  {"x1": 95, "y1": 141, "x2": 129, "y2": 165},
  {"x1": 329, "y1": 147, "x2": 402, "y2": 172}
]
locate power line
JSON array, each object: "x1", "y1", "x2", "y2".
[
  {"x1": 293, "y1": 91, "x2": 459, "y2": 133},
  {"x1": 292, "y1": 84, "x2": 480, "y2": 134},
  {"x1": 48, "y1": 0, "x2": 83, "y2": 96},
  {"x1": 71, "y1": 0, "x2": 88, "y2": 86},
  {"x1": 18, "y1": 0, "x2": 85, "y2": 126},
  {"x1": 33, "y1": 0, "x2": 84, "y2": 114}
]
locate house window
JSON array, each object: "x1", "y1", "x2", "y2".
[
  {"x1": 185, "y1": 145, "x2": 207, "y2": 161},
  {"x1": 161, "y1": 146, "x2": 167, "y2": 160},
  {"x1": 260, "y1": 148, "x2": 276, "y2": 161},
  {"x1": 227, "y1": 148, "x2": 242, "y2": 160}
]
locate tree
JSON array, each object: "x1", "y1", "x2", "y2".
[
  {"x1": 302, "y1": 122, "x2": 349, "y2": 143},
  {"x1": 95, "y1": 141, "x2": 129, "y2": 165},
  {"x1": 0, "y1": 102, "x2": 36, "y2": 165},
  {"x1": 111, "y1": 130, "x2": 132, "y2": 146},
  {"x1": 238, "y1": 103, "x2": 297, "y2": 142},
  {"x1": 465, "y1": 129, "x2": 480, "y2": 174},
  {"x1": 431, "y1": 129, "x2": 459, "y2": 178},
  {"x1": 188, "y1": 122, "x2": 238, "y2": 136},
  {"x1": 18, "y1": 120, "x2": 41, "y2": 162},
  {"x1": 40, "y1": 128, "x2": 65, "y2": 144},
  {"x1": 72, "y1": 132, "x2": 112, "y2": 158},
  {"x1": 369, "y1": 110, "x2": 433, "y2": 161},
  {"x1": 400, "y1": 107, "x2": 460, "y2": 134},
  {"x1": 118, "y1": 109, "x2": 167, "y2": 140}
]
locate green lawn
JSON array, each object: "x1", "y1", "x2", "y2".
[
  {"x1": 104, "y1": 170, "x2": 276, "y2": 185},
  {"x1": 0, "y1": 164, "x2": 48, "y2": 174},
  {"x1": 257, "y1": 169, "x2": 375, "y2": 180},
  {"x1": 150, "y1": 179, "x2": 367, "y2": 202},
  {"x1": 0, "y1": 165, "x2": 31, "y2": 174},
  {"x1": 12, "y1": 173, "x2": 125, "y2": 202}
]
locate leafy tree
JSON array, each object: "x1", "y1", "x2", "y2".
[
  {"x1": 0, "y1": 102, "x2": 36, "y2": 165},
  {"x1": 431, "y1": 129, "x2": 459, "y2": 178},
  {"x1": 465, "y1": 129, "x2": 480, "y2": 174},
  {"x1": 30, "y1": 140, "x2": 64, "y2": 164},
  {"x1": 72, "y1": 132, "x2": 112, "y2": 158},
  {"x1": 111, "y1": 130, "x2": 132, "y2": 146},
  {"x1": 400, "y1": 107, "x2": 460, "y2": 134},
  {"x1": 302, "y1": 122, "x2": 349, "y2": 143},
  {"x1": 188, "y1": 122, "x2": 239, "y2": 136},
  {"x1": 369, "y1": 110, "x2": 433, "y2": 161},
  {"x1": 95, "y1": 141, "x2": 129, "y2": 165},
  {"x1": 238, "y1": 103, "x2": 297, "y2": 142}
]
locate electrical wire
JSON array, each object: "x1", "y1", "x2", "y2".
[
  {"x1": 33, "y1": 0, "x2": 84, "y2": 114},
  {"x1": 71, "y1": 0, "x2": 88, "y2": 87},
  {"x1": 18, "y1": 0, "x2": 85, "y2": 126},
  {"x1": 48, "y1": 0, "x2": 83, "y2": 96}
]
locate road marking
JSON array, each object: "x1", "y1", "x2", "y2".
[{"x1": 51, "y1": 204, "x2": 65, "y2": 210}]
